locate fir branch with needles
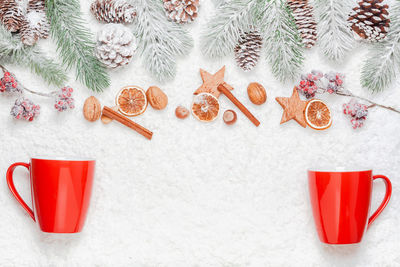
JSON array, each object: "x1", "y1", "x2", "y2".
[
  {"x1": 315, "y1": 0, "x2": 355, "y2": 62},
  {"x1": 260, "y1": 0, "x2": 304, "y2": 82},
  {"x1": 132, "y1": 0, "x2": 193, "y2": 82},
  {"x1": 361, "y1": 1, "x2": 400, "y2": 92},
  {"x1": 0, "y1": 25, "x2": 67, "y2": 87},
  {"x1": 201, "y1": 0, "x2": 258, "y2": 58},
  {"x1": 45, "y1": 0, "x2": 110, "y2": 92},
  {"x1": 201, "y1": 0, "x2": 304, "y2": 82}
]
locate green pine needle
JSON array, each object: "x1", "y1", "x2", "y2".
[
  {"x1": 201, "y1": 0, "x2": 258, "y2": 58},
  {"x1": 361, "y1": 1, "x2": 400, "y2": 92},
  {"x1": 0, "y1": 25, "x2": 67, "y2": 87},
  {"x1": 132, "y1": 0, "x2": 193, "y2": 82},
  {"x1": 45, "y1": 0, "x2": 110, "y2": 92},
  {"x1": 261, "y1": 0, "x2": 304, "y2": 82}
]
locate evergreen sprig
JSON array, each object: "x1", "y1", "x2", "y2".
[
  {"x1": 361, "y1": 1, "x2": 400, "y2": 92},
  {"x1": 201, "y1": 0, "x2": 304, "y2": 82},
  {"x1": 132, "y1": 0, "x2": 193, "y2": 82},
  {"x1": 0, "y1": 25, "x2": 67, "y2": 87},
  {"x1": 45, "y1": 0, "x2": 110, "y2": 92},
  {"x1": 201, "y1": 0, "x2": 258, "y2": 58},
  {"x1": 315, "y1": 0, "x2": 355, "y2": 62},
  {"x1": 260, "y1": 0, "x2": 304, "y2": 82}
]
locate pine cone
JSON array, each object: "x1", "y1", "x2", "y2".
[
  {"x1": 348, "y1": 0, "x2": 390, "y2": 42},
  {"x1": 95, "y1": 24, "x2": 137, "y2": 69},
  {"x1": 234, "y1": 30, "x2": 263, "y2": 72},
  {"x1": 19, "y1": 0, "x2": 50, "y2": 46},
  {"x1": 0, "y1": 0, "x2": 25, "y2": 32},
  {"x1": 163, "y1": 0, "x2": 199, "y2": 24},
  {"x1": 90, "y1": 0, "x2": 136, "y2": 24},
  {"x1": 287, "y1": 0, "x2": 317, "y2": 49}
]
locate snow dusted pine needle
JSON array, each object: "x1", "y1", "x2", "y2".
[
  {"x1": 361, "y1": 1, "x2": 400, "y2": 92},
  {"x1": 315, "y1": 0, "x2": 355, "y2": 62}
]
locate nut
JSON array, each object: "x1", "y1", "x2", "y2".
[
  {"x1": 146, "y1": 86, "x2": 168, "y2": 110},
  {"x1": 101, "y1": 106, "x2": 119, "y2": 124},
  {"x1": 83, "y1": 96, "x2": 101, "y2": 122},
  {"x1": 247, "y1": 82, "x2": 267, "y2": 105},
  {"x1": 175, "y1": 106, "x2": 189, "y2": 119},
  {"x1": 223, "y1": 109, "x2": 237, "y2": 125}
]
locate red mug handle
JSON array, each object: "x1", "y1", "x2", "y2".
[
  {"x1": 367, "y1": 175, "x2": 392, "y2": 229},
  {"x1": 6, "y1": 162, "x2": 35, "y2": 221}
]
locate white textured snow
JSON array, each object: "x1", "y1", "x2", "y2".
[{"x1": 1, "y1": 1, "x2": 400, "y2": 266}]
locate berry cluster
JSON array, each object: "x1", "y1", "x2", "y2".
[
  {"x1": 0, "y1": 72, "x2": 22, "y2": 94},
  {"x1": 10, "y1": 97, "x2": 40, "y2": 121},
  {"x1": 343, "y1": 99, "x2": 368, "y2": 129},
  {"x1": 297, "y1": 70, "x2": 323, "y2": 98},
  {"x1": 325, "y1": 72, "x2": 344, "y2": 94},
  {"x1": 54, "y1": 86, "x2": 75, "y2": 112}
]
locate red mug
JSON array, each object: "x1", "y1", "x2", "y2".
[
  {"x1": 308, "y1": 168, "x2": 391, "y2": 244},
  {"x1": 6, "y1": 157, "x2": 95, "y2": 233}
]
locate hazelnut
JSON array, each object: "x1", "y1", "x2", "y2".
[
  {"x1": 175, "y1": 106, "x2": 189, "y2": 119},
  {"x1": 223, "y1": 109, "x2": 237, "y2": 125}
]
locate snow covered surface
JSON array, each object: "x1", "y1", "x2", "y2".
[{"x1": 1, "y1": 1, "x2": 400, "y2": 266}]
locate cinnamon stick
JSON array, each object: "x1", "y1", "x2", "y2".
[
  {"x1": 218, "y1": 83, "x2": 260, "y2": 127},
  {"x1": 102, "y1": 106, "x2": 153, "y2": 140}
]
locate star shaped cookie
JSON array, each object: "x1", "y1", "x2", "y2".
[
  {"x1": 275, "y1": 87, "x2": 308, "y2": 128},
  {"x1": 193, "y1": 66, "x2": 233, "y2": 98}
]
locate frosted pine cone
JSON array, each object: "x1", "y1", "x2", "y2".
[
  {"x1": 348, "y1": 0, "x2": 390, "y2": 42},
  {"x1": 19, "y1": 0, "x2": 50, "y2": 46},
  {"x1": 287, "y1": 0, "x2": 317, "y2": 48},
  {"x1": 90, "y1": 0, "x2": 136, "y2": 24},
  {"x1": 163, "y1": 0, "x2": 200, "y2": 24},
  {"x1": 95, "y1": 24, "x2": 137, "y2": 69},
  {"x1": 234, "y1": 30, "x2": 263, "y2": 72},
  {"x1": 0, "y1": 0, "x2": 25, "y2": 32}
]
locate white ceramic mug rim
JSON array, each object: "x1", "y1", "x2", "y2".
[
  {"x1": 308, "y1": 167, "x2": 372, "y2": 173},
  {"x1": 31, "y1": 156, "x2": 95, "y2": 162}
]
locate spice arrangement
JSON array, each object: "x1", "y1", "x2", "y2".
[
  {"x1": 83, "y1": 84, "x2": 168, "y2": 140},
  {"x1": 188, "y1": 66, "x2": 262, "y2": 126}
]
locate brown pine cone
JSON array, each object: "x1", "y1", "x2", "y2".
[
  {"x1": 19, "y1": 0, "x2": 49, "y2": 46},
  {"x1": 90, "y1": 0, "x2": 136, "y2": 24},
  {"x1": 348, "y1": 0, "x2": 390, "y2": 42},
  {"x1": 163, "y1": 0, "x2": 199, "y2": 24},
  {"x1": 0, "y1": 0, "x2": 25, "y2": 32},
  {"x1": 287, "y1": 0, "x2": 317, "y2": 49},
  {"x1": 234, "y1": 30, "x2": 263, "y2": 72}
]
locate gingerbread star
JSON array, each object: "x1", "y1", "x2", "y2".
[
  {"x1": 193, "y1": 66, "x2": 233, "y2": 98},
  {"x1": 275, "y1": 87, "x2": 308, "y2": 128}
]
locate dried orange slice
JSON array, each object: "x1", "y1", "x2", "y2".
[
  {"x1": 304, "y1": 99, "x2": 332, "y2": 130},
  {"x1": 115, "y1": 86, "x2": 147, "y2": 117},
  {"x1": 191, "y1": 93, "x2": 220, "y2": 122}
]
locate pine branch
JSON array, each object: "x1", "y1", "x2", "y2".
[
  {"x1": 361, "y1": 1, "x2": 400, "y2": 92},
  {"x1": 201, "y1": 0, "x2": 258, "y2": 58},
  {"x1": 212, "y1": 0, "x2": 229, "y2": 8},
  {"x1": 261, "y1": 0, "x2": 304, "y2": 82},
  {"x1": 45, "y1": 0, "x2": 110, "y2": 92},
  {"x1": 0, "y1": 25, "x2": 67, "y2": 87},
  {"x1": 131, "y1": 0, "x2": 193, "y2": 82},
  {"x1": 315, "y1": 0, "x2": 355, "y2": 62}
]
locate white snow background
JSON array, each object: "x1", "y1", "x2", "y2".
[{"x1": 0, "y1": 0, "x2": 400, "y2": 266}]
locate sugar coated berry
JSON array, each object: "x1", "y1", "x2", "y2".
[
  {"x1": 343, "y1": 99, "x2": 368, "y2": 129},
  {"x1": 54, "y1": 86, "x2": 75, "y2": 112},
  {"x1": 10, "y1": 97, "x2": 40, "y2": 121}
]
